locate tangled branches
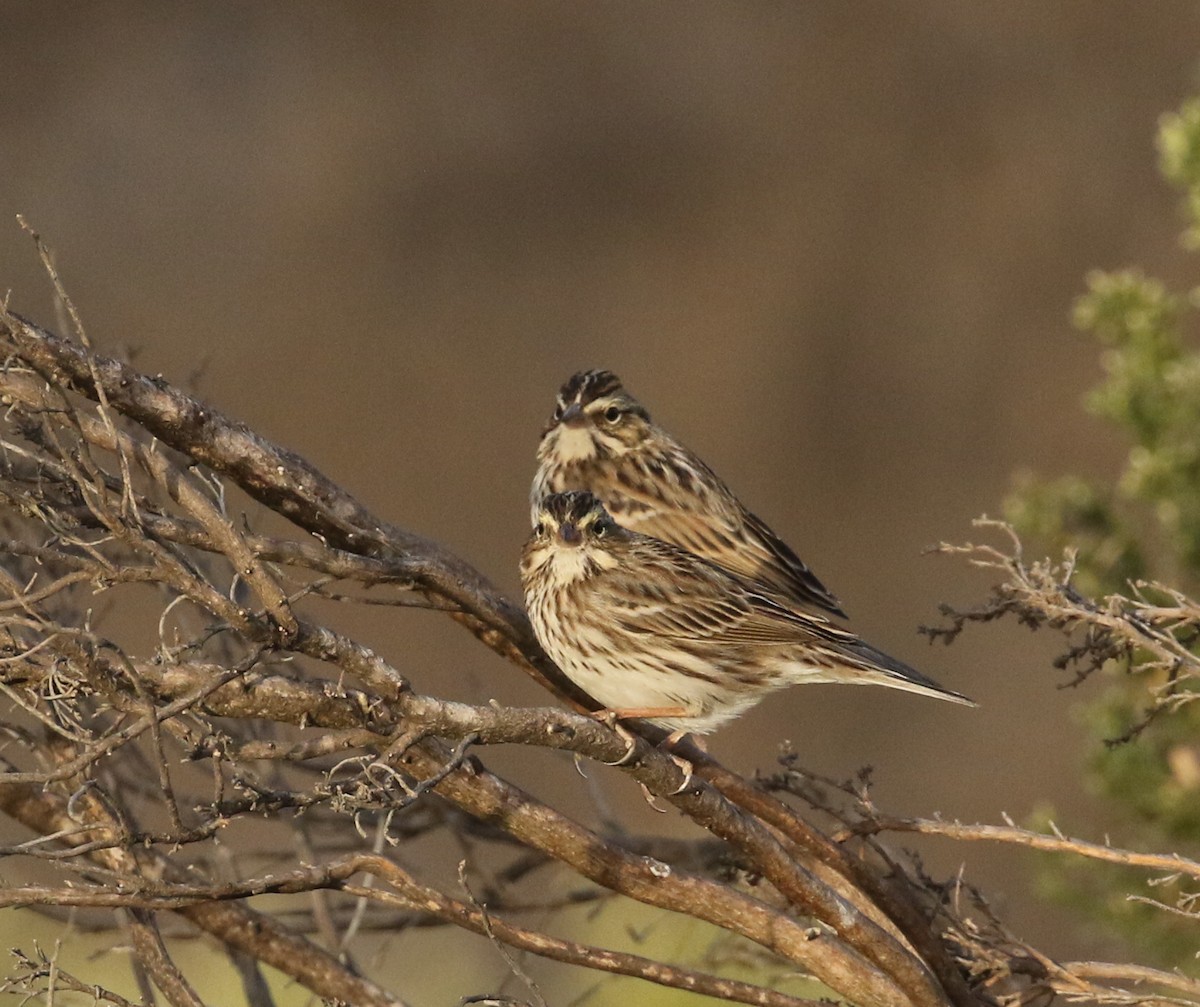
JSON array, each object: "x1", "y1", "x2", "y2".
[
  {"x1": 928, "y1": 521, "x2": 1200, "y2": 740},
  {"x1": 0, "y1": 298, "x2": 1193, "y2": 1006}
]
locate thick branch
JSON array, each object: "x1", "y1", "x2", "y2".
[{"x1": 1, "y1": 311, "x2": 581, "y2": 703}]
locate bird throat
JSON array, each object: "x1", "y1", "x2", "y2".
[
  {"x1": 546, "y1": 545, "x2": 618, "y2": 585},
  {"x1": 550, "y1": 425, "x2": 601, "y2": 463}
]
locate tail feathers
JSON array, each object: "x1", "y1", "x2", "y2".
[{"x1": 843, "y1": 640, "x2": 976, "y2": 707}]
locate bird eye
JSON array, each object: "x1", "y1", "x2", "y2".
[
  {"x1": 552, "y1": 405, "x2": 563, "y2": 421},
  {"x1": 603, "y1": 406, "x2": 621, "y2": 423},
  {"x1": 534, "y1": 522, "x2": 545, "y2": 537},
  {"x1": 593, "y1": 522, "x2": 607, "y2": 537}
]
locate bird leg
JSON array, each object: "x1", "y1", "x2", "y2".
[
  {"x1": 661, "y1": 728, "x2": 707, "y2": 753},
  {"x1": 593, "y1": 705, "x2": 693, "y2": 723}
]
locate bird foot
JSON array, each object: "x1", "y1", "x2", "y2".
[
  {"x1": 589, "y1": 711, "x2": 639, "y2": 766},
  {"x1": 660, "y1": 729, "x2": 701, "y2": 794},
  {"x1": 589, "y1": 710, "x2": 702, "y2": 794}
]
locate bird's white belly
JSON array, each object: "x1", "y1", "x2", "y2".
[{"x1": 529, "y1": 598, "x2": 760, "y2": 733}]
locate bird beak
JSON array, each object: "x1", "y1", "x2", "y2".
[
  {"x1": 559, "y1": 522, "x2": 581, "y2": 545},
  {"x1": 559, "y1": 402, "x2": 584, "y2": 427}
]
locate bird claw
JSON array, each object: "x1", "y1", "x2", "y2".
[
  {"x1": 592, "y1": 712, "x2": 639, "y2": 767},
  {"x1": 666, "y1": 752, "x2": 696, "y2": 795},
  {"x1": 638, "y1": 782, "x2": 669, "y2": 813},
  {"x1": 639, "y1": 754, "x2": 695, "y2": 806}
]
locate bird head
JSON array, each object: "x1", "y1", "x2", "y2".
[
  {"x1": 522, "y1": 491, "x2": 627, "y2": 584},
  {"x1": 537, "y1": 369, "x2": 652, "y2": 463},
  {"x1": 535, "y1": 491, "x2": 616, "y2": 546}
]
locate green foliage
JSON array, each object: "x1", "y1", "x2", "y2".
[
  {"x1": 1079, "y1": 268, "x2": 1200, "y2": 576},
  {"x1": 1159, "y1": 98, "x2": 1200, "y2": 249},
  {"x1": 1027, "y1": 803, "x2": 1196, "y2": 967},
  {"x1": 1034, "y1": 841, "x2": 1197, "y2": 966},
  {"x1": 1082, "y1": 688, "x2": 1200, "y2": 839},
  {"x1": 1005, "y1": 97, "x2": 1200, "y2": 970},
  {"x1": 1005, "y1": 472, "x2": 1144, "y2": 597}
]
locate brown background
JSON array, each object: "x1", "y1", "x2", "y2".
[{"x1": 3, "y1": 3, "x2": 1199, "y2": 1000}]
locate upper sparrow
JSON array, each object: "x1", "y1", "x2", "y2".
[
  {"x1": 521, "y1": 491, "x2": 973, "y2": 735},
  {"x1": 531, "y1": 369, "x2": 845, "y2": 619}
]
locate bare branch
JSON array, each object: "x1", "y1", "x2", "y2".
[{"x1": 846, "y1": 815, "x2": 1200, "y2": 881}]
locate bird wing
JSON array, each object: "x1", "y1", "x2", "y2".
[
  {"x1": 601, "y1": 535, "x2": 974, "y2": 705},
  {"x1": 738, "y1": 507, "x2": 847, "y2": 618},
  {"x1": 605, "y1": 539, "x2": 828, "y2": 645},
  {"x1": 611, "y1": 448, "x2": 847, "y2": 619}
]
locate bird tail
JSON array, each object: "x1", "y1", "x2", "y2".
[{"x1": 840, "y1": 640, "x2": 976, "y2": 707}]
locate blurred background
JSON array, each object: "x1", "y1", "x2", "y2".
[{"x1": 3, "y1": 3, "x2": 1200, "y2": 1002}]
